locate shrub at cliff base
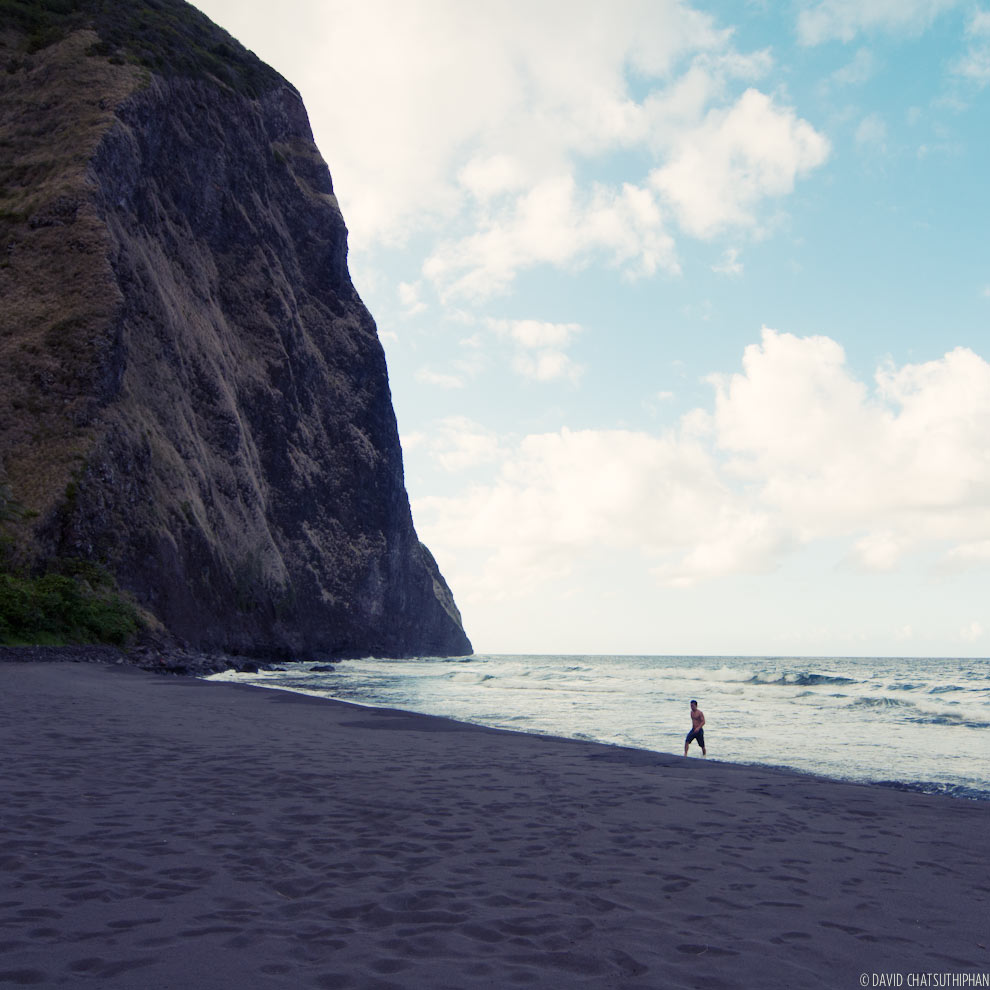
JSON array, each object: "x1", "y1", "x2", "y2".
[
  {"x1": 0, "y1": 568, "x2": 140, "y2": 646},
  {"x1": 0, "y1": 485, "x2": 139, "y2": 646}
]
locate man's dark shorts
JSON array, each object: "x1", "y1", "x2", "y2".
[{"x1": 685, "y1": 728, "x2": 705, "y2": 748}]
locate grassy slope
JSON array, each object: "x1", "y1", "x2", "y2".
[{"x1": 0, "y1": 0, "x2": 285, "y2": 97}]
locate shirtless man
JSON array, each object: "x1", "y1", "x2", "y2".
[{"x1": 684, "y1": 699, "x2": 706, "y2": 756}]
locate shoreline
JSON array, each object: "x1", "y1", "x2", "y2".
[
  {"x1": 0, "y1": 642, "x2": 294, "y2": 676},
  {"x1": 5, "y1": 645, "x2": 988, "y2": 802},
  {"x1": 1, "y1": 660, "x2": 988, "y2": 988},
  {"x1": 210, "y1": 660, "x2": 990, "y2": 805},
  {"x1": 220, "y1": 674, "x2": 990, "y2": 804}
]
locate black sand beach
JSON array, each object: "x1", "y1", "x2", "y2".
[{"x1": 1, "y1": 659, "x2": 988, "y2": 989}]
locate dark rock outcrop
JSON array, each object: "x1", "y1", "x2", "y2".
[{"x1": 0, "y1": 2, "x2": 472, "y2": 658}]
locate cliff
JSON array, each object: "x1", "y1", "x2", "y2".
[{"x1": 0, "y1": 0, "x2": 472, "y2": 658}]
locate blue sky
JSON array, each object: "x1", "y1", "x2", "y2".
[{"x1": 192, "y1": 0, "x2": 990, "y2": 656}]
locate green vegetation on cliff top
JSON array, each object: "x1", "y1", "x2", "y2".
[{"x1": 1, "y1": 0, "x2": 285, "y2": 97}]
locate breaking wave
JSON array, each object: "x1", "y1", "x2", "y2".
[
  {"x1": 846, "y1": 696, "x2": 916, "y2": 709},
  {"x1": 905, "y1": 712, "x2": 990, "y2": 730},
  {"x1": 750, "y1": 672, "x2": 858, "y2": 687}
]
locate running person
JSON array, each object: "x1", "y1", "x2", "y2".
[{"x1": 684, "y1": 699, "x2": 706, "y2": 756}]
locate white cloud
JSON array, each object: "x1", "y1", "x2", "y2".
[
  {"x1": 494, "y1": 319, "x2": 578, "y2": 350},
  {"x1": 458, "y1": 155, "x2": 528, "y2": 202},
  {"x1": 415, "y1": 426, "x2": 771, "y2": 598},
  {"x1": 960, "y1": 621, "x2": 985, "y2": 642},
  {"x1": 275, "y1": 0, "x2": 732, "y2": 248},
  {"x1": 424, "y1": 74, "x2": 828, "y2": 298},
  {"x1": 415, "y1": 368, "x2": 465, "y2": 389},
  {"x1": 512, "y1": 351, "x2": 581, "y2": 383},
  {"x1": 414, "y1": 332, "x2": 990, "y2": 598},
  {"x1": 411, "y1": 416, "x2": 501, "y2": 472},
  {"x1": 639, "y1": 48, "x2": 776, "y2": 153},
  {"x1": 650, "y1": 89, "x2": 831, "y2": 239},
  {"x1": 712, "y1": 247, "x2": 744, "y2": 275},
  {"x1": 424, "y1": 176, "x2": 680, "y2": 301},
  {"x1": 972, "y1": 9, "x2": 990, "y2": 32},
  {"x1": 952, "y1": 9, "x2": 990, "y2": 86},
  {"x1": 940, "y1": 539, "x2": 990, "y2": 572},
  {"x1": 855, "y1": 113, "x2": 888, "y2": 152},
  {"x1": 827, "y1": 47, "x2": 878, "y2": 87},
  {"x1": 425, "y1": 84, "x2": 829, "y2": 297},
  {"x1": 711, "y1": 333, "x2": 990, "y2": 565},
  {"x1": 412, "y1": 317, "x2": 584, "y2": 388},
  {"x1": 488, "y1": 318, "x2": 584, "y2": 383},
  {"x1": 193, "y1": 1, "x2": 828, "y2": 300},
  {"x1": 398, "y1": 280, "x2": 427, "y2": 315},
  {"x1": 796, "y1": 0, "x2": 957, "y2": 46}
]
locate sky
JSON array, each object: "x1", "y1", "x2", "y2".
[{"x1": 190, "y1": 0, "x2": 990, "y2": 657}]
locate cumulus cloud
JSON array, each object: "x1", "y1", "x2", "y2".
[
  {"x1": 709, "y1": 332, "x2": 990, "y2": 565},
  {"x1": 405, "y1": 417, "x2": 501, "y2": 473},
  {"x1": 193, "y1": 1, "x2": 829, "y2": 299},
  {"x1": 855, "y1": 113, "x2": 888, "y2": 152},
  {"x1": 414, "y1": 426, "x2": 771, "y2": 598},
  {"x1": 940, "y1": 539, "x2": 990, "y2": 572},
  {"x1": 415, "y1": 368, "x2": 465, "y2": 389},
  {"x1": 397, "y1": 280, "x2": 427, "y2": 315},
  {"x1": 424, "y1": 177, "x2": 680, "y2": 301},
  {"x1": 413, "y1": 332, "x2": 990, "y2": 598},
  {"x1": 269, "y1": 0, "x2": 733, "y2": 249},
  {"x1": 952, "y1": 9, "x2": 990, "y2": 86},
  {"x1": 488, "y1": 318, "x2": 585, "y2": 383},
  {"x1": 458, "y1": 154, "x2": 528, "y2": 202},
  {"x1": 424, "y1": 83, "x2": 828, "y2": 297},
  {"x1": 712, "y1": 247, "x2": 744, "y2": 275},
  {"x1": 650, "y1": 89, "x2": 831, "y2": 239},
  {"x1": 960, "y1": 620, "x2": 985, "y2": 642},
  {"x1": 826, "y1": 47, "x2": 878, "y2": 87},
  {"x1": 796, "y1": 0, "x2": 957, "y2": 46},
  {"x1": 412, "y1": 316, "x2": 584, "y2": 388}
]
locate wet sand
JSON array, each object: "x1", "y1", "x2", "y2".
[{"x1": 1, "y1": 660, "x2": 988, "y2": 989}]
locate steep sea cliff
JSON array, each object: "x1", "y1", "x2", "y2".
[{"x1": 0, "y1": 1, "x2": 471, "y2": 658}]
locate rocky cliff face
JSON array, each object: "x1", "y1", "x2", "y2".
[{"x1": 0, "y1": 1, "x2": 472, "y2": 657}]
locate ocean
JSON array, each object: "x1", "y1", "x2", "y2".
[{"x1": 209, "y1": 654, "x2": 990, "y2": 800}]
